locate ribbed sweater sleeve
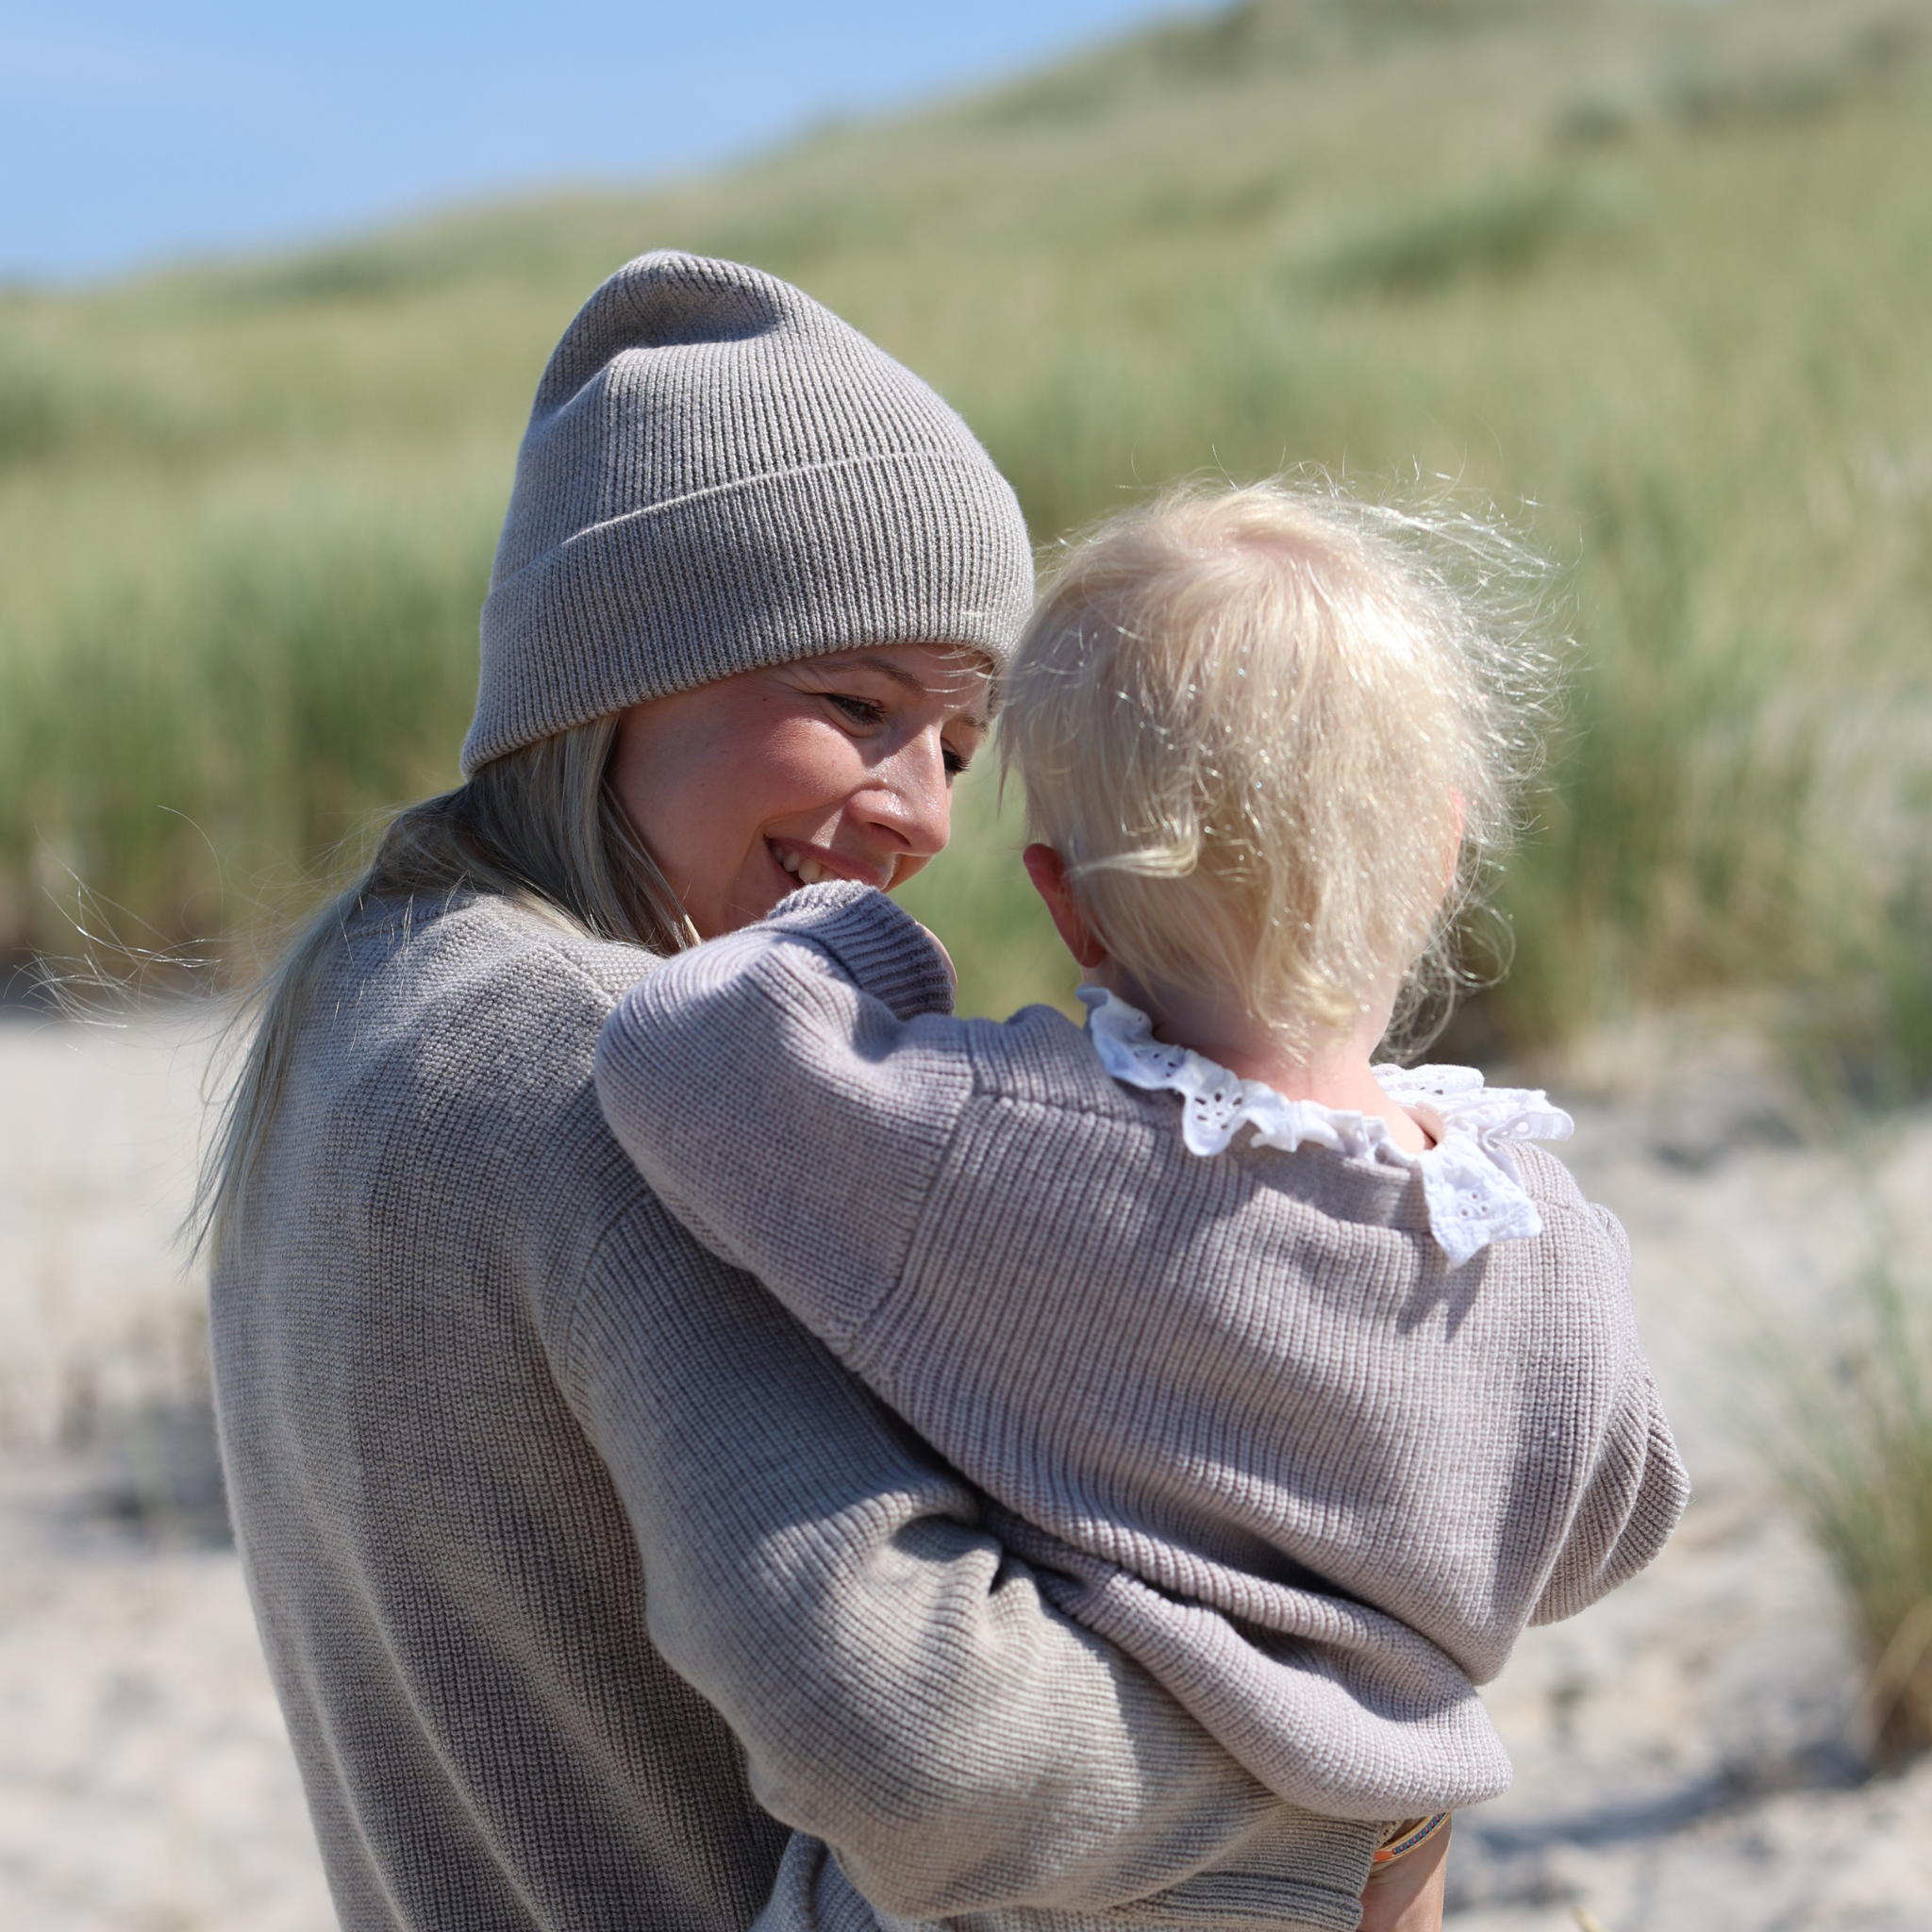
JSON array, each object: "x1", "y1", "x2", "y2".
[
  {"x1": 594, "y1": 882, "x2": 970, "y2": 1351},
  {"x1": 1525, "y1": 1202, "x2": 1687, "y2": 1627}
]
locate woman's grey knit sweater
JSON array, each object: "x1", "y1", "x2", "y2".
[
  {"x1": 209, "y1": 891, "x2": 1379, "y2": 1932},
  {"x1": 594, "y1": 885, "x2": 1691, "y2": 1925}
]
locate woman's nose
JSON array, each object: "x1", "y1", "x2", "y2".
[{"x1": 866, "y1": 725, "x2": 956, "y2": 859}]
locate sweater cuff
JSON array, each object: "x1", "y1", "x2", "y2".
[{"x1": 758, "y1": 882, "x2": 956, "y2": 1020}]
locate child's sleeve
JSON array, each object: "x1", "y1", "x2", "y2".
[
  {"x1": 1530, "y1": 1201, "x2": 1694, "y2": 1624},
  {"x1": 1531, "y1": 1365, "x2": 1690, "y2": 1624},
  {"x1": 592, "y1": 881, "x2": 974, "y2": 1356}
]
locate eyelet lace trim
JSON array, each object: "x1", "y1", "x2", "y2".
[{"x1": 1079, "y1": 988, "x2": 1574, "y2": 1268}]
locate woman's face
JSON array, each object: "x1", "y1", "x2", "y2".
[{"x1": 608, "y1": 643, "x2": 992, "y2": 941}]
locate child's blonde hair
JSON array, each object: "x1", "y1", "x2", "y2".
[{"x1": 1002, "y1": 477, "x2": 1555, "y2": 1057}]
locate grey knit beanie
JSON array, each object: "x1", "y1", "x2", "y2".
[{"x1": 462, "y1": 252, "x2": 1034, "y2": 774}]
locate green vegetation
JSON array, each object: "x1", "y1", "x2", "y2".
[
  {"x1": 5, "y1": 0, "x2": 1932, "y2": 1085},
  {"x1": 1765, "y1": 1236, "x2": 1932, "y2": 1760}
]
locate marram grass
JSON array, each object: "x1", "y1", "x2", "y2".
[
  {"x1": 4, "y1": 0, "x2": 1932, "y2": 1091},
  {"x1": 1764, "y1": 1239, "x2": 1932, "y2": 1761}
]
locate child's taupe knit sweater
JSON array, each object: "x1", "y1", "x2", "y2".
[
  {"x1": 595, "y1": 884, "x2": 1690, "y2": 1919},
  {"x1": 210, "y1": 891, "x2": 1383, "y2": 1932}
]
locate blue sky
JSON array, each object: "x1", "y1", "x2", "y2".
[{"x1": 0, "y1": 2, "x2": 1218, "y2": 283}]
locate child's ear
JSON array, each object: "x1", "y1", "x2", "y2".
[
  {"x1": 1439, "y1": 791, "x2": 1469, "y2": 901},
  {"x1": 1023, "y1": 844, "x2": 1109, "y2": 971}
]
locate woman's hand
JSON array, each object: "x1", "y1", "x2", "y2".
[{"x1": 1358, "y1": 1818, "x2": 1450, "y2": 1932}]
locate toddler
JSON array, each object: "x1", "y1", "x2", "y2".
[{"x1": 595, "y1": 481, "x2": 1690, "y2": 1932}]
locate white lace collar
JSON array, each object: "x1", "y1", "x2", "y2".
[{"x1": 1079, "y1": 988, "x2": 1573, "y2": 1268}]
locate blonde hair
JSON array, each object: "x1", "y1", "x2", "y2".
[
  {"x1": 1002, "y1": 478, "x2": 1555, "y2": 1058},
  {"x1": 193, "y1": 714, "x2": 693, "y2": 1262}
]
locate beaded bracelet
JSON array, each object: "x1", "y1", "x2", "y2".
[{"x1": 1371, "y1": 1812, "x2": 1451, "y2": 1865}]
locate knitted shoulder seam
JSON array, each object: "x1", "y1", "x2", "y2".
[
  {"x1": 1526, "y1": 1193, "x2": 1630, "y2": 1248},
  {"x1": 556, "y1": 1195, "x2": 674, "y2": 1421},
  {"x1": 833, "y1": 1094, "x2": 975, "y2": 1381},
  {"x1": 527, "y1": 929, "x2": 660, "y2": 1011},
  {"x1": 971, "y1": 1060, "x2": 1180, "y2": 1125},
  {"x1": 849, "y1": 1025, "x2": 1172, "y2": 1373},
  {"x1": 530, "y1": 935, "x2": 657, "y2": 1408},
  {"x1": 775, "y1": 1014, "x2": 988, "y2": 1375},
  {"x1": 554, "y1": 939, "x2": 861, "y2": 1389}
]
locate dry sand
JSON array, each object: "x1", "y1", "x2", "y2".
[
  {"x1": 4, "y1": 1003, "x2": 1931, "y2": 1932},
  {"x1": 1, "y1": 1008, "x2": 333, "y2": 1932}
]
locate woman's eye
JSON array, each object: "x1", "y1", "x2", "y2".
[
  {"x1": 824, "y1": 693, "x2": 885, "y2": 726},
  {"x1": 943, "y1": 745, "x2": 970, "y2": 780}
]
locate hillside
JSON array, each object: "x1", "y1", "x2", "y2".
[{"x1": 3, "y1": 0, "x2": 1930, "y2": 1076}]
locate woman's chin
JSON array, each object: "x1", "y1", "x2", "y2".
[{"x1": 708, "y1": 865, "x2": 799, "y2": 937}]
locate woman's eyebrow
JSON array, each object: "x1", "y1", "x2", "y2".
[{"x1": 846, "y1": 655, "x2": 990, "y2": 732}]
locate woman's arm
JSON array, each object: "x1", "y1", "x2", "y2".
[{"x1": 565, "y1": 1191, "x2": 1345, "y2": 1919}]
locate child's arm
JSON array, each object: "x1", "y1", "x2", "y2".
[
  {"x1": 593, "y1": 879, "x2": 978, "y2": 1358},
  {"x1": 1520, "y1": 1186, "x2": 1692, "y2": 1626},
  {"x1": 1359, "y1": 1818, "x2": 1451, "y2": 1932}
]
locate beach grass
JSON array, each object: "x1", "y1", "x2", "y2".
[
  {"x1": 1765, "y1": 1237, "x2": 1932, "y2": 1760},
  {"x1": 4, "y1": 0, "x2": 1932, "y2": 1084}
]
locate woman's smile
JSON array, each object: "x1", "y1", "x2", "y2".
[
  {"x1": 768, "y1": 839, "x2": 888, "y2": 890},
  {"x1": 608, "y1": 643, "x2": 992, "y2": 940}
]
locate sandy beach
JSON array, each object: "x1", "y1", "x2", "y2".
[{"x1": 5, "y1": 1003, "x2": 1930, "y2": 1932}]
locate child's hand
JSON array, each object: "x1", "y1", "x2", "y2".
[{"x1": 1357, "y1": 1818, "x2": 1449, "y2": 1932}]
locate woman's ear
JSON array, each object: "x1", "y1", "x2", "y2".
[{"x1": 1023, "y1": 844, "x2": 1110, "y2": 971}]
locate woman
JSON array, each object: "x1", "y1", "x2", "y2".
[{"x1": 204, "y1": 253, "x2": 1401, "y2": 1932}]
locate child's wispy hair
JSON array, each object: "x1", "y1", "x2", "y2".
[{"x1": 1001, "y1": 475, "x2": 1562, "y2": 1057}]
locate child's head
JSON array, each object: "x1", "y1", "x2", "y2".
[{"x1": 1002, "y1": 478, "x2": 1552, "y2": 1057}]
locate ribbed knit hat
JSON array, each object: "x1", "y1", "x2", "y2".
[{"x1": 461, "y1": 252, "x2": 1034, "y2": 774}]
